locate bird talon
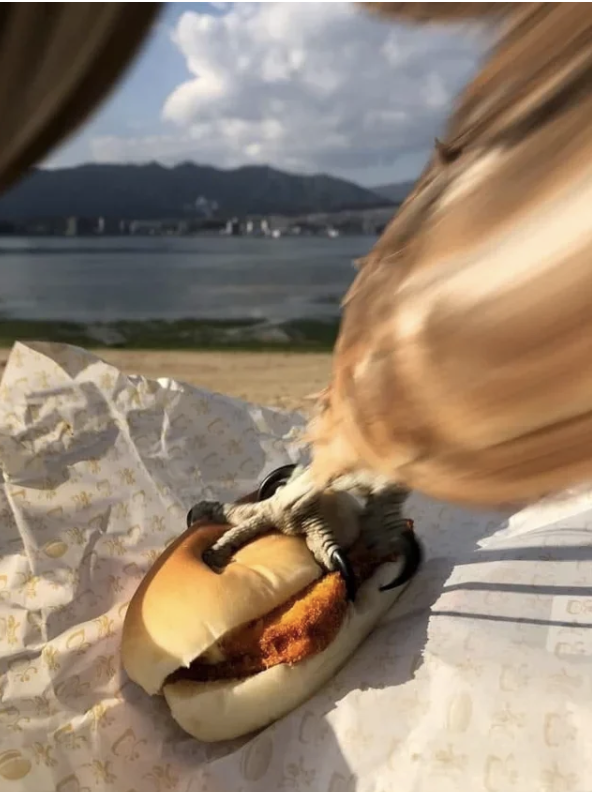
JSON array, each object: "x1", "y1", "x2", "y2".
[
  {"x1": 203, "y1": 543, "x2": 233, "y2": 571},
  {"x1": 186, "y1": 500, "x2": 226, "y2": 528},
  {"x1": 330, "y1": 547, "x2": 357, "y2": 602},
  {"x1": 378, "y1": 529, "x2": 423, "y2": 592}
]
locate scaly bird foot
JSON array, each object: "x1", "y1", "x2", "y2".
[
  {"x1": 187, "y1": 499, "x2": 272, "y2": 569},
  {"x1": 186, "y1": 500, "x2": 228, "y2": 527},
  {"x1": 358, "y1": 483, "x2": 423, "y2": 590},
  {"x1": 186, "y1": 465, "x2": 359, "y2": 599},
  {"x1": 186, "y1": 469, "x2": 423, "y2": 598}
]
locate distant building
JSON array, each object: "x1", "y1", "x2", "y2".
[
  {"x1": 223, "y1": 217, "x2": 241, "y2": 236},
  {"x1": 129, "y1": 220, "x2": 163, "y2": 235},
  {"x1": 64, "y1": 216, "x2": 98, "y2": 235},
  {"x1": 98, "y1": 217, "x2": 126, "y2": 235}
]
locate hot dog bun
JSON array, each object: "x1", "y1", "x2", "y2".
[{"x1": 121, "y1": 519, "x2": 409, "y2": 742}]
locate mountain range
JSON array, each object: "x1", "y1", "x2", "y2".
[
  {"x1": 0, "y1": 162, "x2": 406, "y2": 221},
  {"x1": 371, "y1": 180, "x2": 415, "y2": 204}
]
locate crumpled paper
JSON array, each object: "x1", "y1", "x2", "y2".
[{"x1": 1, "y1": 341, "x2": 592, "y2": 792}]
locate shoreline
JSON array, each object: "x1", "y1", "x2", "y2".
[
  {"x1": 0, "y1": 317, "x2": 338, "y2": 412},
  {"x1": 0, "y1": 346, "x2": 333, "y2": 413},
  {"x1": 0, "y1": 317, "x2": 341, "y2": 353}
]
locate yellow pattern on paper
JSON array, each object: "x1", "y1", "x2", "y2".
[
  {"x1": 42, "y1": 645, "x2": 61, "y2": 671},
  {"x1": 84, "y1": 760, "x2": 117, "y2": 785},
  {"x1": 0, "y1": 342, "x2": 590, "y2": 792},
  {"x1": 0, "y1": 615, "x2": 20, "y2": 645},
  {"x1": 54, "y1": 723, "x2": 89, "y2": 751},
  {"x1": 143, "y1": 764, "x2": 180, "y2": 791},
  {"x1": 32, "y1": 742, "x2": 58, "y2": 768}
]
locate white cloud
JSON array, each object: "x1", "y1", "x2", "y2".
[{"x1": 91, "y1": 2, "x2": 486, "y2": 184}]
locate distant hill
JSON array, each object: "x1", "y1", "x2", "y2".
[
  {"x1": 371, "y1": 180, "x2": 415, "y2": 204},
  {"x1": 0, "y1": 162, "x2": 393, "y2": 221}
]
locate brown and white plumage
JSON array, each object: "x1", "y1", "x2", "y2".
[{"x1": 308, "y1": 2, "x2": 592, "y2": 508}]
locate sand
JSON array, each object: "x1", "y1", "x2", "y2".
[
  {"x1": 97, "y1": 350, "x2": 333, "y2": 413},
  {"x1": 0, "y1": 348, "x2": 332, "y2": 414}
]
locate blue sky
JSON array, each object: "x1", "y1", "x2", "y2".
[
  {"x1": 47, "y1": 4, "x2": 216, "y2": 169},
  {"x1": 48, "y1": 2, "x2": 483, "y2": 187}
]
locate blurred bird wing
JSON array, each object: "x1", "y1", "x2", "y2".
[{"x1": 310, "y1": 3, "x2": 592, "y2": 507}]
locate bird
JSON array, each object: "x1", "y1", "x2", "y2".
[
  {"x1": 3, "y1": 3, "x2": 592, "y2": 596},
  {"x1": 200, "y1": 2, "x2": 592, "y2": 593},
  {"x1": 308, "y1": 2, "x2": 592, "y2": 511}
]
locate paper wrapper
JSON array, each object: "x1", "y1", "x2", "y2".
[{"x1": 1, "y1": 341, "x2": 592, "y2": 792}]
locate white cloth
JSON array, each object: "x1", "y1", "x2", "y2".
[{"x1": 0, "y1": 341, "x2": 591, "y2": 792}]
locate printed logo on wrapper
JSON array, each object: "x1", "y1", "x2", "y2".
[
  {"x1": 547, "y1": 596, "x2": 592, "y2": 658},
  {"x1": 55, "y1": 775, "x2": 91, "y2": 792},
  {"x1": 0, "y1": 750, "x2": 32, "y2": 782},
  {"x1": 239, "y1": 735, "x2": 274, "y2": 782},
  {"x1": 1, "y1": 342, "x2": 592, "y2": 792}
]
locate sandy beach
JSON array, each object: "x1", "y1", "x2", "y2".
[{"x1": 0, "y1": 347, "x2": 333, "y2": 415}]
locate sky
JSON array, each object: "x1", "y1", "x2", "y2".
[{"x1": 46, "y1": 2, "x2": 487, "y2": 188}]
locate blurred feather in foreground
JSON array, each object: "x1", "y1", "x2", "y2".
[{"x1": 309, "y1": 3, "x2": 592, "y2": 507}]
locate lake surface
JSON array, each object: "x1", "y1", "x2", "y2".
[{"x1": 0, "y1": 236, "x2": 375, "y2": 323}]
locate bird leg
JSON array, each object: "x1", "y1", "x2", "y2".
[
  {"x1": 187, "y1": 499, "x2": 279, "y2": 569},
  {"x1": 324, "y1": 468, "x2": 422, "y2": 589},
  {"x1": 187, "y1": 465, "x2": 359, "y2": 598},
  {"x1": 186, "y1": 465, "x2": 422, "y2": 601},
  {"x1": 356, "y1": 480, "x2": 422, "y2": 590}
]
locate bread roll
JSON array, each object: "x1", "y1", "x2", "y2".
[
  {"x1": 163, "y1": 560, "x2": 405, "y2": 742},
  {"x1": 122, "y1": 524, "x2": 323, "y2": 696},
  {"x1": 122, "y1": 521, "x2": 409, "y2": 742}
]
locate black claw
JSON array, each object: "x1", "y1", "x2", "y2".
[
  {"x1": 186, "y1": 502, "x2": 219, "y2": 528},
  {"x1": 257, "y1": 464, "x2": 297, "y2": 501},
  {"x1": 331, "y1": 548, "x2": 357, "y2": 602},
  {"x1": 203, "y1": 547, "x2": 227, "y2": 572},
  {"x1": 379, "y1": 529, "x2": 423, "y2": 592}
]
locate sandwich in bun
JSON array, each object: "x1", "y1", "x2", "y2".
[{"x1": 121, "y1": 466, "x2": 421, "y2": 743}]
